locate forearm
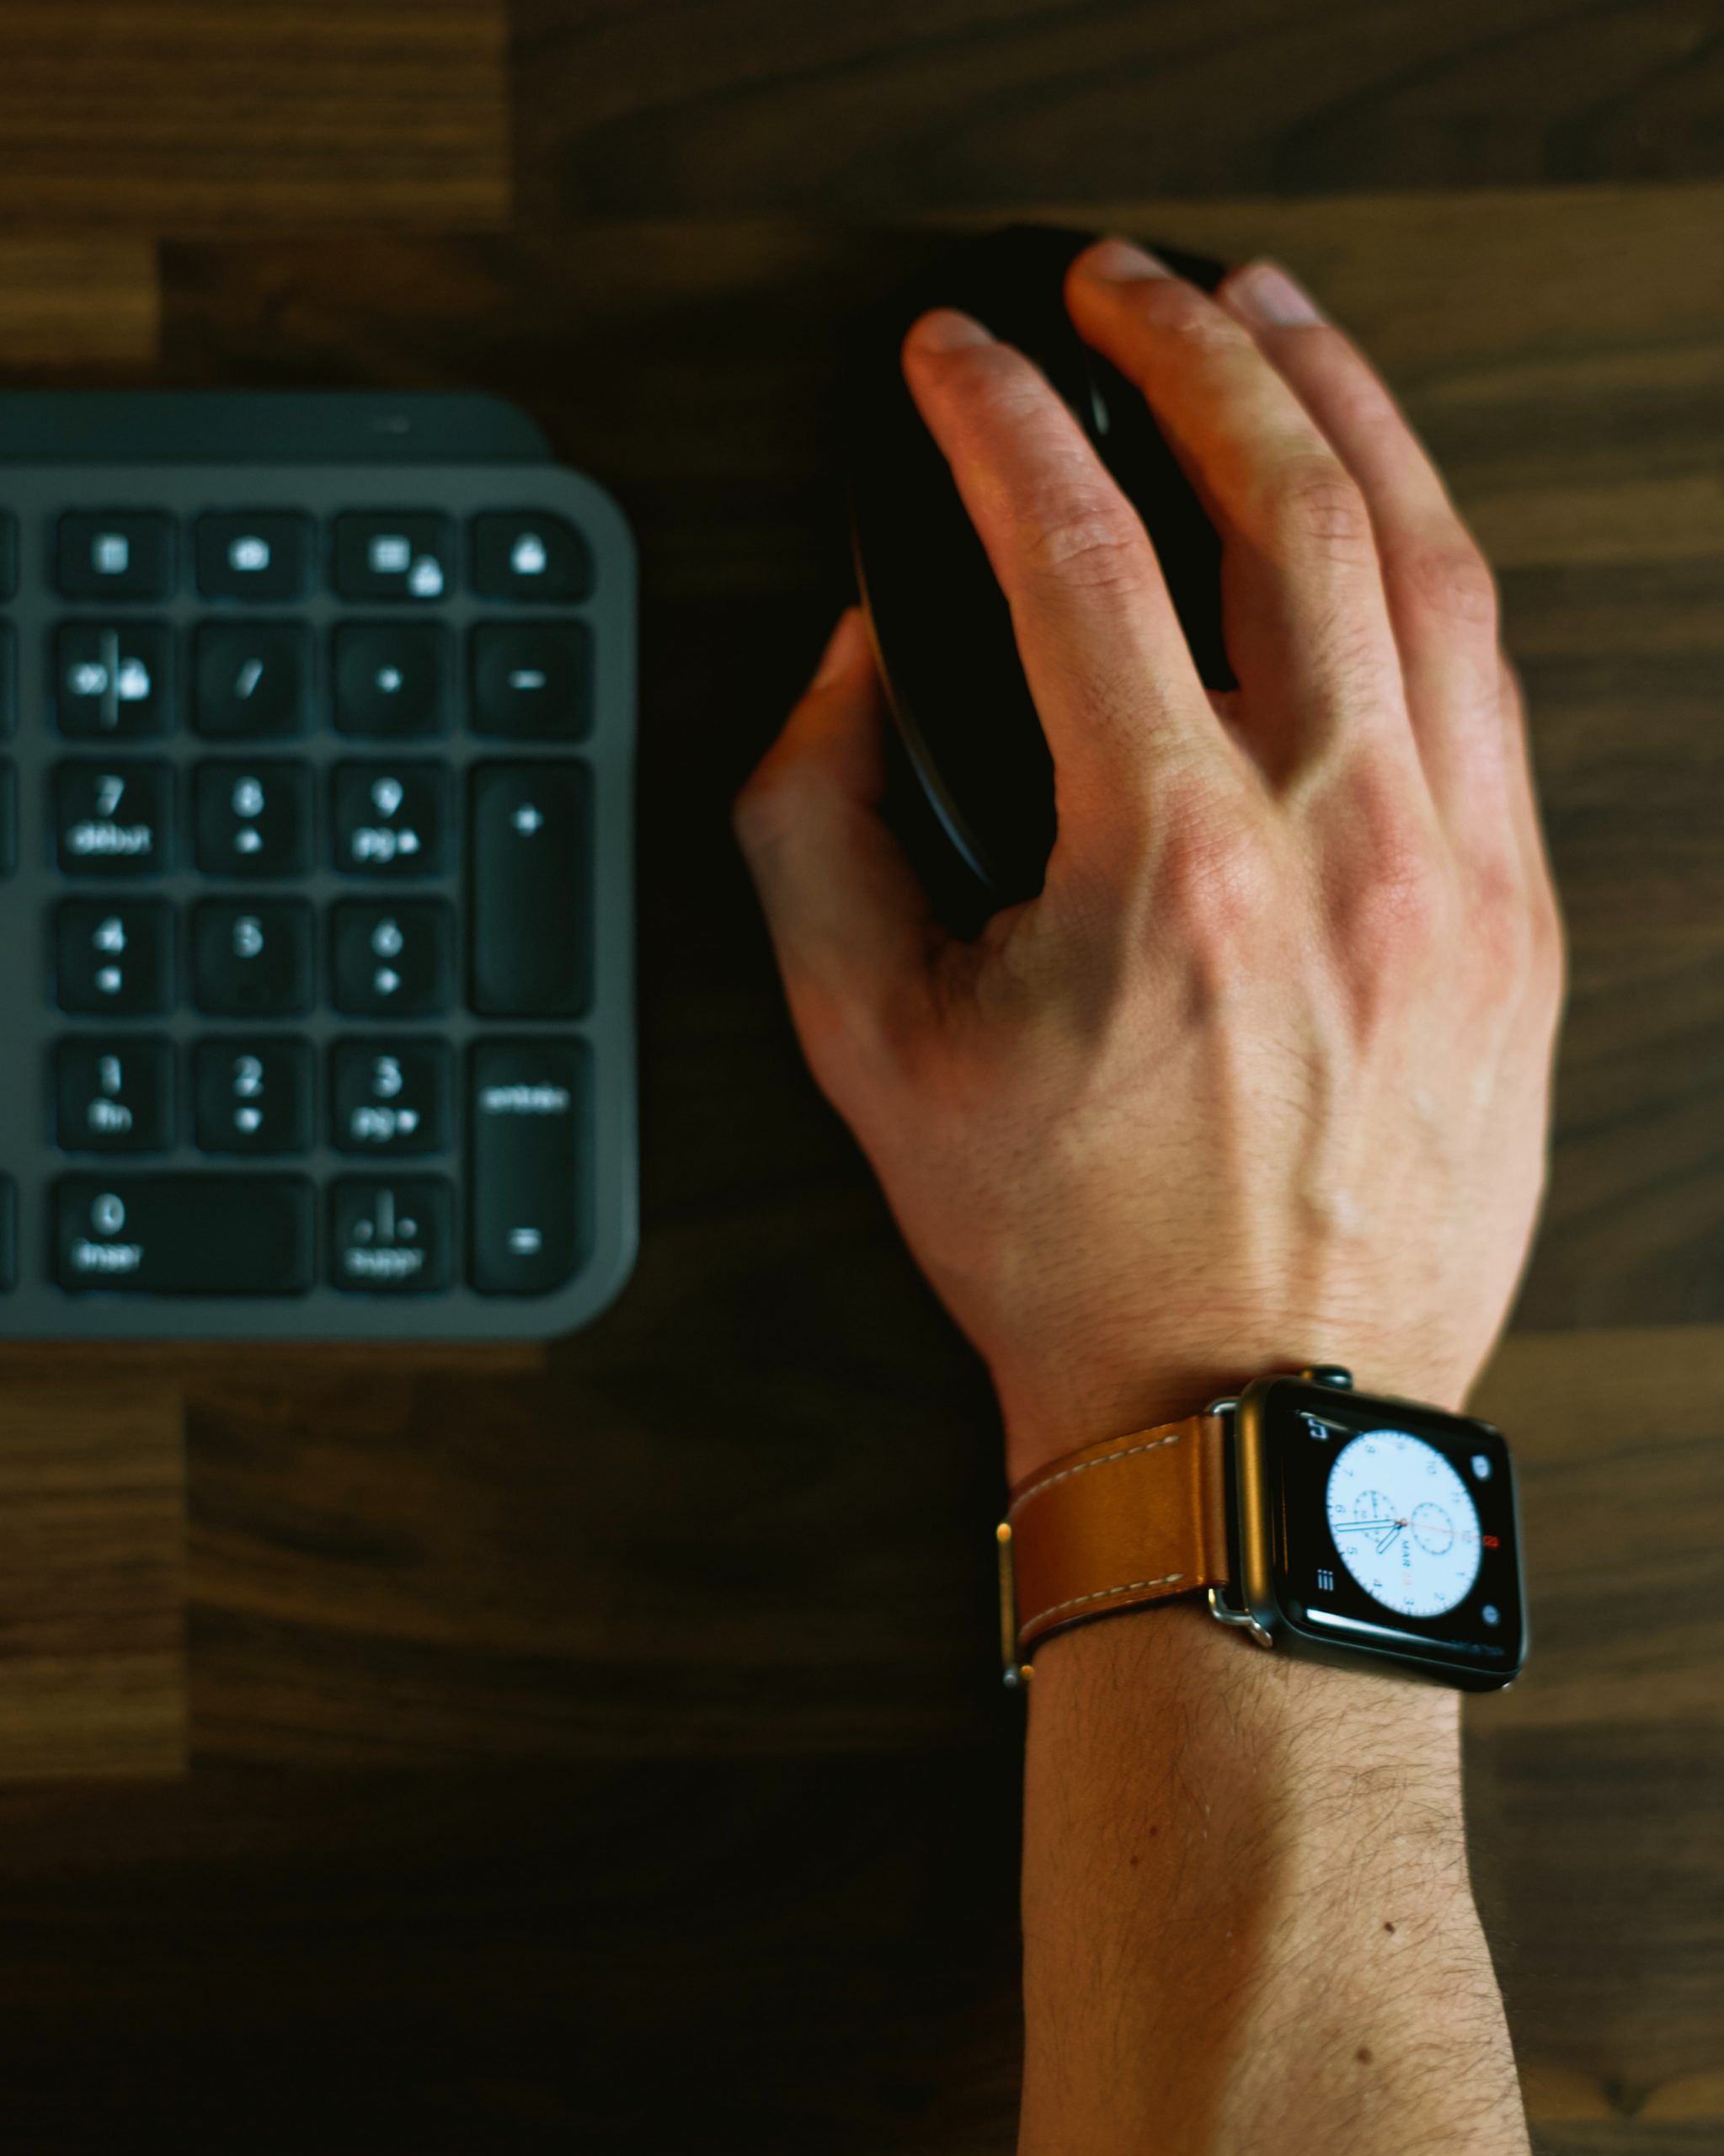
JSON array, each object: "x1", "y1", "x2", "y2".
[{"x1": 1017, "y1": 1600, "x2": 1530, "y2": 2156}]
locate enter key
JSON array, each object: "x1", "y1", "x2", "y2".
[{"x1": 468, "y1": 1039, "x2": 591, "y2": 1294}]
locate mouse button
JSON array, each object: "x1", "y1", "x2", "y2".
[
  {"x1": 942, "y1": 262, "x2": 1091, "y2": 410},
  {"x1": 862, "y1": 224, "x2": 1101, "y2": 418}
]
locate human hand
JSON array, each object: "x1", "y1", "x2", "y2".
[{"x1": 734, "y1": 239, "x2": 1564, "y2": 1488}]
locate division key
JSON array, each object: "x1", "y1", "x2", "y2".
[{"x1": 55, "y1": 1176, "x2": 314, "y2": 1294}]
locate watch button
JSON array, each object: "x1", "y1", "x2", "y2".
[{"x1": 1301, "y1": 1365, "x2": 1353, "y2": 1390}]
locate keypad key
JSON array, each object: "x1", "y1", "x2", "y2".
[
  {"x1": 469, "y1": 512, "x2": 592, "y2": 602},
  {"x1": 56, "y1": 900, "x2": 173, "y2": 1014},
  {"x1": 195, "y1": 761, "x2": 312, "y2": 878},
  {"x1": 333, "y1": 514, "x2": 453, "y2": 603},
  {"x1": 468, "y1": 1039, "x2": 589, "y2": 1294},
  {"x1": 331, "y1": 900, "x2": 453, "y2": 1017},
  {"x1": 195, "y1": 513, "x2": 313, "y2": 601},
  {"x1": 194, "y1": 622, "x2": 310, "y2": 739},
  {"x1": 331, "y1": 1038, "x2": 451, "y2": 1155},
  {"x1": 56, "y1": 760, "x2": 173, "y2": 875},
  {"x1": 193, "y1": 1037, "x2": 314, "y2": 1155},
  {"x1": 333, "y1": 622, "x2": 448, "y2": 738},
  {"x1": 468, "y1": 762, "x2": 590, "y2": 1017},
  {"x1": 57, "y1": 511, "x2": 175, "y2": 601},
  {"x1": 0, "y1": 511, "x2": 15, "y2": 601},
  {"x1": 331, "y1": 761, "x2": 449, "y2": 875},
  {"x1": 56, "y1": 622, "x2": 173, "y2": 739},
  {"x1": 192, "y1": 899, "x2": 313, "y2": 1017},
  {"x1": 329, "y1": 1043, "x2": 448, "y2": 1164},
  {"x1": 471, "y1": 622, "x2": 591, "y2": 739},
  {"x1": 330, "y1": 1176, "x2": 453, "y2": 1292},
  {"x1": 56, "y1": 1036, "x2": 174, "y2": 1153},
  {"x1": 55, "y1": 1175, "x2": 314, "y2": 1294},
  {"x1": 0, "y1": 621, "x2": 13, "y2": 735}
]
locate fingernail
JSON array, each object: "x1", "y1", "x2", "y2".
[
  {"x1": 809, "y1": 606, "x2": 867, "y2": 691},
  {"x1": 910, "y1": 307, "x2": 994, "y2": 354},
  {"x1": 1230, "y1": 262, "x2": 1324, "y2": 328},
  {"x1": 1076, "y1": 236, "x2": 1173, "y2": 284}
]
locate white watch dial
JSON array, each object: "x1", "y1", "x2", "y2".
[{"x1": 1324, "y1": 1430, "x2": 1482, "y2": 1618}]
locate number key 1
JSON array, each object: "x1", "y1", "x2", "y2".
[{"x1": 55, "y1": 1037, "x2": 174, "y2": 1152}]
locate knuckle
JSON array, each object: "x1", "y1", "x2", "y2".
[
  {"x1": 1134, "y1": 275, "x2": 1249, "y2": 356},
  {"x1": 1339, "y1": 851, "x2": 1444, "y2": 975},
  {"x1": 1478, "y1": 858, "x2": 1567, "y2": 1013},
  {"x1": 1397, "y1": 537, "x2": 1499, "y2": 632},
  {"x1": 1152, "y1": 789, "x2": 1278, "y2": 946},
  {"x1": 958, "y1": 342, "x2": 1057, "y2": 424},
  {"x1": 1464, "y1": 857, "x2": 1534, "y2": 979},
  {"x1": 1014, "y1": 485, "x2": 1151, "y2": 593},
  {"x1": 1261, "y1": 452, "x2": 1374, "y2": 565},
  {"x1": 1321, "y1": 781, "x2": 1446, "y2": 979},
  {"x1": 915, "y1": 334, "x2": 1054, "y2": 435}
]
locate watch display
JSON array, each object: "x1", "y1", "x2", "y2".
[
  {"x1": 1324, "y1": 1430, "x2": 1481, "y2": 1617},
  {"x1": 1231, "y1": 1375, "x2": 1528, "y2": 1690}
]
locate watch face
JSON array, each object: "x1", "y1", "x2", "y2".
[
  {"x1": 1241, "y1": 1378, "x2": 1526, "y2": 1688},
  {"x1": 1325, "y1": 1431, "x2": 1481, "y2": 1617}
]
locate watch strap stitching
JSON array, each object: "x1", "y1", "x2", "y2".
[
  {"x1": 1007, "y1": 1426, "x2": 1185, "y2": 1518},
  {"x1": 1019, "y1": 1569, "x2": 1187, "y2": 1635}
]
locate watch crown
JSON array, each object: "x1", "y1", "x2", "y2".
[{"x1": 1302, "y1": 1365, "x2": 1353, "y2": 1390}]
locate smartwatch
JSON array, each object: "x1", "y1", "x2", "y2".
[{"x1": 996, "y1": 1366, "x2": 1528, "y2": 1694}]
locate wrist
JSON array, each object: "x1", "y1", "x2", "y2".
[
  {"x1": 1033, "y1": 1589, "x2": 1464, "y2": 1756},
  {"x1": 997, "y1": 1339, "x2": 1475, "y2": 1486},
  {"x1": 1020, "y1": 1606, "x2": 1513, "y2": 2156}
]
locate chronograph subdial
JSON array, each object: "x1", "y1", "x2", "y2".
[
  {"x1": 1348, "y1": 1489, "x2": 1401, "y2": 1554},
  {"x1": 1412, "y1": 1502, "x2": 1455, "y2": 1556},
  {"x1": 1324, "y1": 1431, "x2": 1482, "y2": 1619}
]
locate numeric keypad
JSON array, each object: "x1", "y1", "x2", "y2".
[{"x1": 13, "y1": 475, "x2": 625, "y2": 1333}]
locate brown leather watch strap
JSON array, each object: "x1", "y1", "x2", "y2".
[{"x1": 999, "y1": 1412, "x2": 1231, "y2": 1672}]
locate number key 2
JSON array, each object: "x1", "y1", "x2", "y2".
[{"x1": 192, "y1": 1038, "x2": 314, "y2": 1155}]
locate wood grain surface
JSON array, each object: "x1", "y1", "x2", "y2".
[
  {"x1": 511, "y1": 0, "x2": 1724, "y2": 218},
  {"x1": 0, "y1": 1, "x2": 509, "y2": 230},
  {"x1": 0, "y1": 4, "x2": 1718, "y2": 2151},
  {"x1": 0, "y1": 239, "x2": 157, "y2": 370},
  {"x1": 0, "y1": 1381, "x2": 184, "y2": 1779}
]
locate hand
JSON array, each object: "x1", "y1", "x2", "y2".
[{"x1": 734, "y1": 240, "x2": 1565, "y2": 1488}]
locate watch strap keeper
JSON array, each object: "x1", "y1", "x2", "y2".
[{"x1": 1000, "y1": 1411, "x2": 1231, "y2": 1671}]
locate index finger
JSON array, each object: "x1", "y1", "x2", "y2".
[{"x1": 899, "y1": 307, "x2": 1248, "y2": 859}]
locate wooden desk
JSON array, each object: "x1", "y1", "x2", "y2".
[{"x1": 0, "y1": 6, "x2": 1717, "y2": 2149}]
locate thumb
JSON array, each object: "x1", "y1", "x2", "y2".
[{"x1": 733, "y1": 606, "x2": 940, "y2": 1020}]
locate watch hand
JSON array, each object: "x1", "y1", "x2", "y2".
[{"x1": 1332, "y1": 1518, "x2": 1401, "y2": 1534}]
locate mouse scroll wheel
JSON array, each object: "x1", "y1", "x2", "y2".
[{"x1": 1081, "y1": 360, "x2": 1112, "y2": 439}]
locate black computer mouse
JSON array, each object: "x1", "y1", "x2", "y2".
[{"x1": 844, "y1": 223, "x2": 1234, "y2": 915}]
